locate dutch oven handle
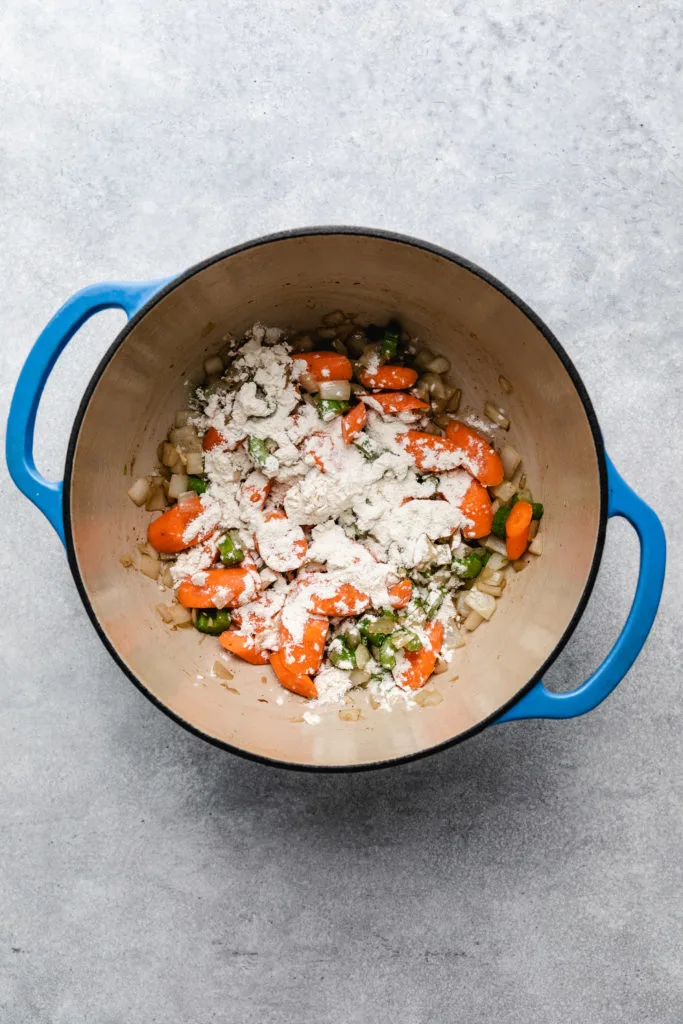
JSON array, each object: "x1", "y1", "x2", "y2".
[
  {"x1": 497, "y1": 456, "x2": 666, "y2": 723},
  {"x1": 6, "y1": 279, "x2": 172, "y2": 545}
]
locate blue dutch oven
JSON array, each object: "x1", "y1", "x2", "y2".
[{"x1": 6, "y1": 229, "x2": 666, "y2": 769}]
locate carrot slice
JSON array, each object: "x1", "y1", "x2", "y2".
[
  {"x1": 367, "y1": 392, "x2": 429, "y2": 415},
  {"x1": 279, "y1": 616, "x2": 329, "y2": 675},
  {"x1": 399, "y1": 621, "x2": 444, "y2": 689},
  {"x1": 240, "y1": 471, "x2": 272, "y2": 509},
  {"x1": 505, "y1": 500, "x2": 533, "y2": 560},
  {"x1": 444, "y1": 421, "x2": 504, "y2": 487},
  {"x1": 401, "y1": 430, "x2": 462, "y2": 472},
  {"x1": 359, "y1": 365, "x2": 418, "y2": 390},
  {"x1": 458, "y1": 479, "x2": 494, "y2": 539},
  {"x1": 202, "y1": 426, "x2": 225, "y2": 451},
  {"x1": 388, "y1": 579, "x2": 413, "y2": 608},
  {"x1": 202, "y1": 426, "x2": 244, "y2": 452},
  {"x1": 293, "y1": 352, "x2": 353, "y2": 381},
  {"x1": 219, "y1": 631, "x2": 270, "y2": 665},
  {"x1": 341, "y1": 403, "x2": 367, "y2": 444},
  {"x1": 309, "y1": 583, "x2": 370, "y2": 617},
  {"x1": 147, "y1": 495, "x2": 207, "y2": 554},
  {"x1": 177, "y1": 568, "x2": 260, "y2": 609},
  {"x1": 256, "y1": 510, "x2": 308, "y2": 571},
  {"x1": 269, "y1": 651, "x2": 318, "y2": 699}
]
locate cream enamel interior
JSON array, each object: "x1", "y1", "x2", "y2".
[{"x1": 68, "y1": 233, "x2": 602, "y2": 768}]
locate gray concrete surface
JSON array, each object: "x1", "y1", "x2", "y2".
[{"x1": 1, "y1": 1, "x2": 682, "y2": 1021}]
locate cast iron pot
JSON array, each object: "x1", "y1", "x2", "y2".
[{"x1": 6, "y1": 229, "x2": 666, "y2": 770}]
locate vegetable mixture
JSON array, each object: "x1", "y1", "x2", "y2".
[{"x1": 126, "y1": 316, "x2": 544, "y2": 710}]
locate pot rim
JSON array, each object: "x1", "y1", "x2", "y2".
[{"x1": 63, "y1": 226, "x2": 609, "y2": 772}]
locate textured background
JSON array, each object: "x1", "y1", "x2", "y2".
[{"x1": 1, "y1": 1, "x2": 682, "y2": 1021}]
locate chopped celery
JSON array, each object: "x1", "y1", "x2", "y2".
[
  {"x1": 392, "y1": 629, "x2": 423, "y2": 652},
  {"x1": 187, "y1": 475, "x2": 208, "y2": 495},
  {"x1": 317, "y1": 398, "x2": 350, "y2": 422},
  {"x1": 354, "y1": 435, "x2": 382, "y2": 461},
  {"x1": 423, "y1": 590, "x2": 445, "y2": 618},
  {"x1": 194, "y1": 609, "x2": 232, "y2": 635},
  {"x1": 247, "y1": 435, "x2": 276, "y2": 468},
  {"x1": 531, "y1": 502, "x2": 544, "y2": 520},
  {"x1": 218, "y1": 532, "x2": 244, "y2": 567},
  {"x1": 380, "y1": 320, "x2": 401, "y2": 361},
  {"x1": 328, "y1": 636, "x2": 356, "y2": 670},
  {"x1": 358, "y1": 615, "x2": 394, "y2": 645},
  {"x1": 377, "y1": 638, "x2": 397, "y2": 670},
  {"x1": 491, "y1": 504, "x2": 512, "y2": 538},
  {"x1": 453, "y1": 552, "x2": 483, "y2": 579}
]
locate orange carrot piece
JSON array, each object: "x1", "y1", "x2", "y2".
[
  {"x1": 302, "y1": 432, "x2": 340, "y2": 473},
  {"x1": 359, "y1": 365, "x2": 418, "y2": 390},
  {"x1": 458, "y1": 479, "x2": 494, "y2": 540},
  {"x1": 401, "y1": 430, "x2": 462, "y2": 471},
  {"x1": 269, "y1": 651, "x2": 318, "y2": 699},
  {"x1": 293, "y1": 351, "x2": 353, "y2": 381},
  {"x1": 505, "y1": 500, "x2": 533, "y2": 560},
  {"x1": 444, "y1": 421, "x2": 504, "y2": 487},
  {"x1": 388, "y1": 579, "x2": 413, "y2": 609},
  {"x1": 309, "y1": 583, "x2": 370, "y2": 617},
  {"x1": 257, "y1": 510, "x2": 307, "y2": 571},
  {"x1": 202, "y1": 426, "x2": 225, "y2": 451},
  {"x1": 240, "y1": 471, "x2": 272, "y2": 509},
  {"x1": 219, "y1": 631, "x2": 270, "y2": 665},
  {"x1": 341, "y1": 402, "x2": 367, "y2": 444},
  {"x1": 147, "y1": 495, "x2": 206, "y2": 554},
  {"x1": 367, "y1": 392, "x2": 429, "y2": 415},
  {"x1": 177, "y1": 568, "x2": 260, "y2": 609},
  {"x1": 202, "y1": 426, "x2": 244, "y2": 452},
  {"x1": 399, "y1": 621, "x2": 444, "y2": 689},
  {"x1": 279, "y1": 616, "x2": 329, "y2": 675}
]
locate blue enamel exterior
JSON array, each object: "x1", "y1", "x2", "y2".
[
  {"x1": 5, "y1": 277, "x2": 666, "y2": 724},
  {"x1": 5, "y1": 279, "x2": 171, "y2": 544},
  {"x1": 497, "y1": 456, "x2": 666, "y2": 722}
]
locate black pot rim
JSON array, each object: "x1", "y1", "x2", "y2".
[{"x1": 63, "y1": 226, "x2": 609, "y2": 773}]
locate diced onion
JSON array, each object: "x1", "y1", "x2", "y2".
[
  {"x1": 139, "y1": 553, "x2": 160, "y2": 580},
  {"x1": 499, "y1": 375, "x2": 513, "y2": 393},
  {"x1": 480, "y1": 567, "x2": 505, "y2": 586},
  {"x1": 168, "y1": 473, "x2": 189, "y2": 500},
  {"x1": 161, "y1": 442, "x2": 182, "y2": 468},
  {"x1": 319, "y1": 380, "x2": 351, "y2": 401},
  {"x1": 492, "y1": 480, "x2": 517, "y2": 503},
  {"x1": 456, "y1": 591, "x2": 472, "y2": 617},
  {"x1": 169, "y1": 425, "x2": 201, "y2": 451},
  {"x1": 414, "y1": 348, "x2": 435, "y2": 370},
  {"x1": 331, "y1": 338, "x2": 349, "y2": 356},
  {"x1": 161, "y1": 567, "x2": 175, "y2": 588},
  {"x1": 339, "y1": 707, "x2": 361, "y2": 721},
  {"x1": 203, "y1": 354, "x2": 224, "y2": 376},
  {"x1": 185, "y1": 451, "x2": 204, "y2": 475},
  {"x1": 350, "y1": 669, "x2": 371, "y2": 686},
  {"x1": 486, "y1": 552, "x2": 508, "y2": 573},
  {"x1": 322, "y1": 310, "x2": 346, "y2": 326},
  {"x1": 528, "y1": 519, "x2": 540, "y2": 540},
  {"x1": 500, "y1": 444, "x2": 521, "y2": 480},
  {"x1": 291, "y1": 334, "x2": 315, "y2": 353},
  {"x1": 484, "y1": 402, "x2": 510, "y2": 430},
  {"x1": 446, "y1": 388, "x2": 462, "y2": 413},
  {"x1": 175, "y1": 409, "x2": 191, "y2": 428},
  {"x1": 120, "y1": 553, "x2": 134, "y2": 568},
  {"x1": 529, "y1": 531, "x2": 543, "y2": 556},
  {"x1": 431, "y1": 658, "x2": 449, "y2": 675},
  {"x1": 464, "y1": 588, "x2": 497, "y2": 620},
  {"x1": 481, "y1": 534, "x2": 508, "y2": 556},
  {"x1": 427, "y1": 355, "x2": 451, "y2": 375},
  {"x1": 475, "y1": 580, "x2": 504, "y2": 597},
  {"x1": 463, "y1": 610, "x2": 484, "y2": 632},
  {"x1": 127, "y1": 476, "x2": 151, "y2": 506},
  {"x1": 415, "y1": 687, "x2": 444, "y2": 706},
  {"x1": 145, "y1": 486, "x2": 167, "y2": 512},
  {"x1": 511, "y1": 557, "x2": 529, "y2": 572}
]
